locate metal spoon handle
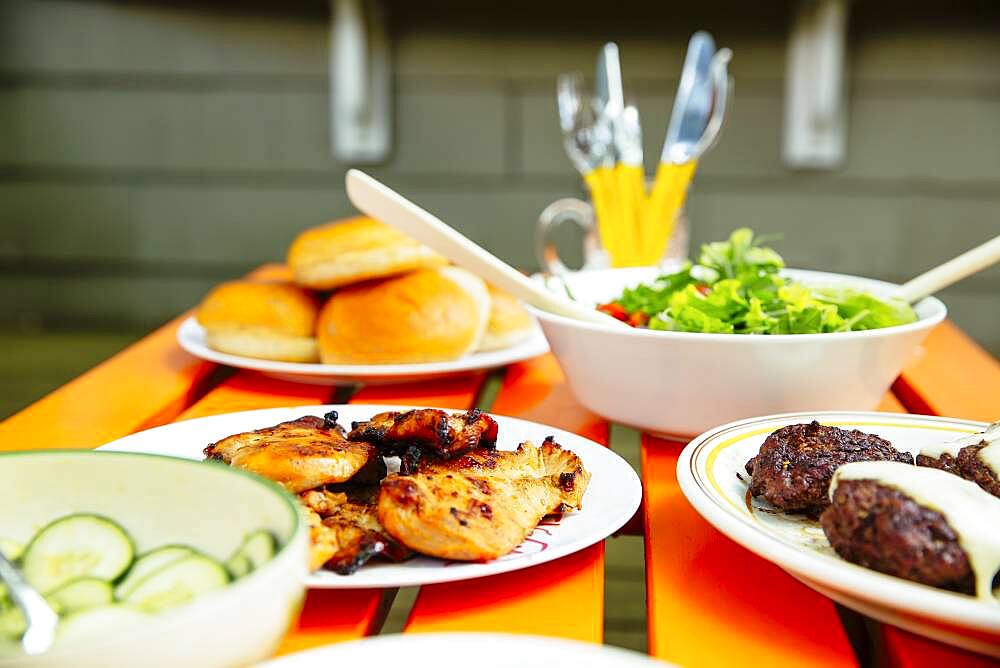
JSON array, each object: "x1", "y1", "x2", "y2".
[{"x1": 0, "y1": 552, "x2": 58, "y2": 655}]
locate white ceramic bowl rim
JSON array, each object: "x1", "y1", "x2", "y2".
[
  {"x1": 0, "y1": 449, "x2": 305, "y2": 661},
  {"x1": 0, "y1": 449, "x2": 302, "y2": 546},
  {"x1": 528, "y1": 267, "x2": 947, "y2": 343}
]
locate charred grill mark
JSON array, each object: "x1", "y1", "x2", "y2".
[
  {"x1": 384, "y1": 478, "x2": 422, "y2": 510},
  {"x1": 558, "y1": 472, "x2": 576, "y2": 492},
  {"x1": 436, "y1": 412, "x2": 454, "y2": 449},
  {"x1": 468, "y1": 477, "x2": 491, "y2": 495},
  {"x1": 449, "y1": 507, "x2": 470, "y2": 527}
]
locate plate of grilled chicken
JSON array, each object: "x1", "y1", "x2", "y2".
[
  {"x1": 678, "y1": 412, "x2": 1000, "y2": 657},
  {"x1": 99, "y1": 406, "x2": 641, "y2": 588}
]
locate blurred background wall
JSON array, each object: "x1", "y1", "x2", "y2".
[{"x1": 1, "y1": 0, "x2": 997, "y2": 348}]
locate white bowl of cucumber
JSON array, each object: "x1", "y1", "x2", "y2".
[{"x1": 0, "y1": 450, "x2": 308, "y2": 668}]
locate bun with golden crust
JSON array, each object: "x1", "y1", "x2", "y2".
[
  {"x1": 287, "y1": 217, "x2": 447, "y2": 290},
  {"x1": 477, "y1": 284, "x2": 535, "y2": 352},
  {"x1": 317, "y1": 267, "x2": 489, "y2": 365},
  {"x1": 196, "y1": 280, "x2": 320, "y2": 362}
]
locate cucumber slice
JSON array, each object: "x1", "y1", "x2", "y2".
[
  {"x1": 122, "y1": 554, "x2": 229, "y2": 613},
  {"x1": 0, "y1": 539, "x2": 22, "y2": 605},
  {"x1": 47, "y1": 578, "x2": 113, "y2": 613},
  {"x1": 21, "y1": 514, "x2": 134, "y2": 593},
  {"x1": 57, "y1": 605, "x2": 148, "y2": 646},
  {"x1": 235, "y1": 530, "x2": 277, "y2": 571},
  {"x1": 225, "y1": 553, "x2": 252, "y2": 579},
  {"x1": 114, "y1": 545, "x2": 193, "y2": 600},
  {"x1": 0, "y1": 539, "x2": 23, "y2": 562}
]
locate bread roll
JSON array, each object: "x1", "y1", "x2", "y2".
[
  {"x1": 317, "y1": 267, "x2": 489, "y2": 365},
  {"x1": 287, "y1": 217, "x2": 447, "y2": 290},
  {"x1": 477, "y1": 284, "x2": 535, "y2": 352},
  {"x1": 196, "y1": 280, "x2": 320, "y2": 362}
]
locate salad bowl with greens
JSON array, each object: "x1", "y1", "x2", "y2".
[
  {"x1": 531, "y1": 229, "x2": 946, "y2": 436},
  {"x1": 596, "y1": 228, "x2": 918, "y2": 335}
]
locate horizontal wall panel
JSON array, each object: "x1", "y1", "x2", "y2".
[
  {"x1": 0, "y1": 0, "x2": 327, "y2": 77},
  {"x1": 3, "y1": 180, "x2": 997, "y2": 290},
  {"x1": 686, "y1": 190, "x2": 1000, "y2": 286},
  {"x1": 0, "y1": 274, "x2": 220, "y2": 329},
  {"x1": 5, "y1": 1, "x2": 996, "y2": 87},
  {"x1": 0, "y1": 85, "x2": 507, "y2": 176},
  {"x1": 519, "y1": 89, "x2": 1000, "y2": 182},
  {"x1": 0, "y1": 182, "x2": 567, "y2": 269}
]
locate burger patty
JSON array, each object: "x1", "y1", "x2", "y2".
[
  {"x1": 820, "y1": 479, "x2": 976, "y2": 594},
  {"x1": 745, "y1": 421, "x2": 913, "y2": 516},
  {"x1": 917, "y1": 444, "x2": 1000, "y2": 499}
]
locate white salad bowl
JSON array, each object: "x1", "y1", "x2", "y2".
[
  {"x1": 529, "y1": 267, "x2": 947, "y2": 438},
  {"x1": 0, "y1": 450, "x2": 307, "y2": 668}
]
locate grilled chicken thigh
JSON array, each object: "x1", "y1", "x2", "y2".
[
  {"x1": 348, "y1": 408, "x2": 499, "y2": 473},
  {"x1": 377, "y1": 436, "x2": 590, "y2": 561},
  {"x1": 300, "y1": 489, "x2": 411, "y2": 574},
  {"x1": 204, "y1": 414, "x2": 384, "y2": 493}
]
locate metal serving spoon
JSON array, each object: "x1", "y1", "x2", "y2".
[{"x1": 0, "y1": 551, "x2": 58, "y2": 655}]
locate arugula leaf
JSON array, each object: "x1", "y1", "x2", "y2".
[{"x1": 698, "y1": 228, "x2": 784, "y2": 281}]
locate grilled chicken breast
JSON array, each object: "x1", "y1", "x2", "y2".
[
  {"x1": 377, "y1": 436, "x2": 590, "y2": 561},
  {"x1": 300, "y1": 489, "x2": 411, "y2": 574},
  {"x1": 204, "y1": 414, "x2": 384, "y2": 493},
  {"x1": 348, "y1": 408, "x2": 498, "y2": 472}
]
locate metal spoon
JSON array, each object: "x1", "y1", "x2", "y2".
[{"x1": 0, "y1": 551, "x2": 58, "y2": 655}]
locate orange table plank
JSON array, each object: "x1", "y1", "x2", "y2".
[
  {"x1": 0, "y1": 262, "x2": 295, "y2": 449},
  {"x1": 0, "y1": 312, "x2": 215, "y2": 449},
  {"x1": 881, "y1": 325, "x2": 1000, "y2": 667},
  {"x1": 642, "y1": 434, "x2": 857, "y2": 667},
  {"x1": 893, "y1": 320, "x2": 1000, "y2": 421},
  {"x1": 404, "y1": 355, "x2": 607, "y2": 643},
  {"x1": 882, "y1": 627, "x2": 999, "y2": 668},
  {"x1": 350, "y1": 374, "x2": 487, "y2": 409}
]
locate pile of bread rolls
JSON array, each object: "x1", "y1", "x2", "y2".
[{"x1": 195, "y1": 218, "x2": 534, "y2": 365}]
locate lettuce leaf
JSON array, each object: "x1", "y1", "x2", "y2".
[
  {"x1": 602, "y1": 228, "x2": 918, "y2": 335},
  {"x1": 812, "y1": 288, "x2": 918, "y2": 330}
]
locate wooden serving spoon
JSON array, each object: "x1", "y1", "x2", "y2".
[
  {"x1": 345, "y1": 169, "x2": 625, "y2": 327},
  {"x1": 895, "y1": 234, "x2": 1000, "y2": 303}
]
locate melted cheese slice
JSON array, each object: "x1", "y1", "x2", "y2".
[
  {"x1": 831, "y1": 460, "x2": 1000, "y2": 601},
  {"x1": 920, "y1": 421, "x2": 1000, "y2": 477}
]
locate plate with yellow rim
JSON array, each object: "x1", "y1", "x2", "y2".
[{"x1": 676, "y1": 411, "x2": 1000, "y2": 658}]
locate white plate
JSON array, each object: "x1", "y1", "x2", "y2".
[
  {"x1": 256, "y1": 633, "x2": 671, "y2": 667},
  {"x1": 177, "y1": 317, "x2": 549, "y2": 385},
  {"x1": 677, "y1": 411, "x2": 1000, "y2": 657},
  {"x1": 100, "y1": 405, "x2": 642, "y2": 589}
]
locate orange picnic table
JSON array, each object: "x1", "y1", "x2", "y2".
[{"x1": 1, "y1": 264, "x2": 997, "y2": 667}]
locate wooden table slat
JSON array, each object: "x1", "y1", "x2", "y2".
[
  {"x1": 0, "y1": 313, "x2": 215, "y2": 449},
  {"x1": 893, "y1": 320, "x2": 1000, "y2": 422},
  {"x1": 641, "y1": 434, "x2": 858, "y2": 667},
  {"x1": 404, "y1": 355, "x2": 607, "y2": 642}
]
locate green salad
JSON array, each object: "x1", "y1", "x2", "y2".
[{"x1": 597, "y1": 228, "x2": 917, "y2": 334}]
